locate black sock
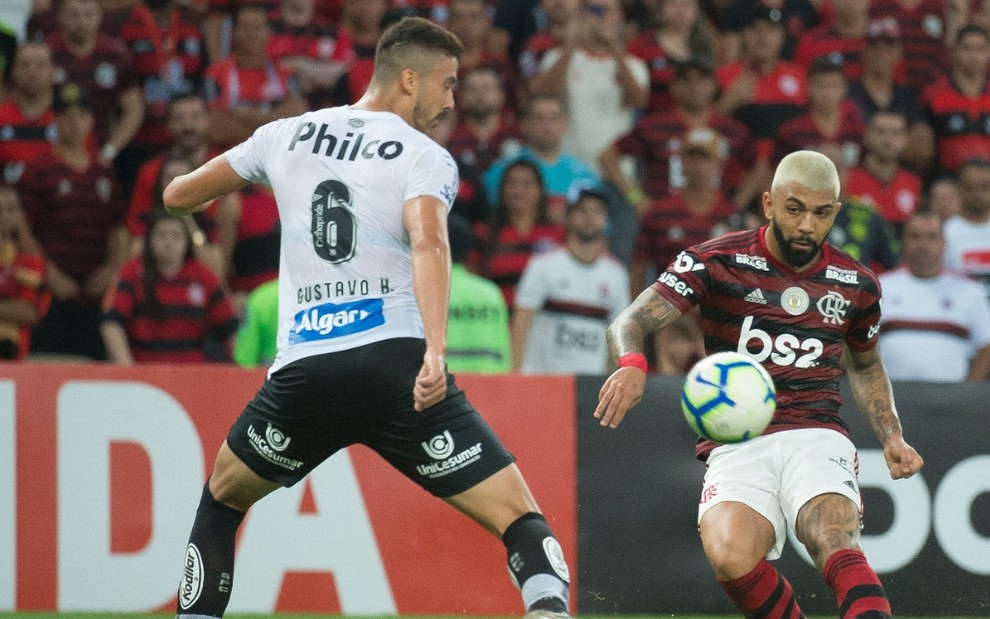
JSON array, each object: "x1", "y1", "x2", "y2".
[
  {"x1": 503, "y1": 512, "x2": 570, "y2": 612},
  {"x1": 176, "y1": 482, "x2": 245, "y2": 617}
]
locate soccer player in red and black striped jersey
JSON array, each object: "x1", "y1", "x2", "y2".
[{"x1": 597, "y1": 150, "x2": 923, "y2": 619}]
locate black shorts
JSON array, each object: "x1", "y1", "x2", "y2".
[{"x1": 226, "y1": 337, "x2": 516, "y2": 497}]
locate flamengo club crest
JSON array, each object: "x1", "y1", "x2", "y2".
[{"x1": 817, "y1": 290, "x2": 851, "y2": 325}]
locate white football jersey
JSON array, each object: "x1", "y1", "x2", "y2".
[
  {"x1": 226, "y1": 106, "x2": 459, "y2": 374},
  {"x1": 514, "y1": 247, "x2": 630, "y2": 375}
]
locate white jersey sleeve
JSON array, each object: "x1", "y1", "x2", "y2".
[
  {"x1": 406, "y1": 146, "x2": 459, "y2": 210},
  {"x1": 225, "y1": 118, "x2": 292, "y2": 186}
]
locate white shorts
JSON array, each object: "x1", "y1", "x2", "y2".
[{"x1": 696, "y1": 428, "x2": 862, "y2": 560}]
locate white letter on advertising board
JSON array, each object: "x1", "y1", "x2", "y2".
[
  {"x1": 0, "y1": 381, "x2": 14, "y2": 610},
  {"x1": 934, "y1": 455, "x2": 990, "y2": 574},
  {"x1": 57, "y1": 381, "x2": 205, "y2": 611},
  {"x1": 228, "y1": 451, "x2": 396, "y2": 614}
]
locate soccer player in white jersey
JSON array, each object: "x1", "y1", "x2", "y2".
[
  {"x1": 164, "y1": 17, "x2": 571, "y2": 619},
  {"x1": 595, "y1": 151, "x2": 923, "y2": 619},
  {"x1": 511, "y1": 187, "x2": 629, "y2": 374}
]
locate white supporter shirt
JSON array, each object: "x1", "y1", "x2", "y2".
[
  {"x1": 943, "y1": 215, "x2": 990, "y2": 302},
  {"x1": 878, "y1": 268, "x2": 990, "y2": 381},
  {"x1": 225, "y1": 106, "x2": 458, "y2": 374},
  {"x1": 515, "y1": 247, "x2": 630, "y2": 375},
  {"x1": 539, "y1": 47, "x2": 649, "y2": 177}
]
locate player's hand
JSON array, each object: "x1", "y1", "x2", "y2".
[
  {"x1": 594, "y1": 367, "x2": 646, "y2": 429},
  {"x1": 413, "y1": 349, "x2": 447, "y2": 412},
  {"x1": 883, "y1": 435, "x2": 924, "y2": 480}
]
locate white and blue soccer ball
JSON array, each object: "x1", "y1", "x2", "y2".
[{"x1": 681, "y1": 351, "x2": 777, "y2": 443}]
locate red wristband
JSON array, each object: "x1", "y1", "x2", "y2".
[{"x1": 618, "y1": 352, "x2": 648, "y2": 373}]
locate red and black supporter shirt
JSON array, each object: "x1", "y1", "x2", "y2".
[
  {"x1": 470, "y1": 222, "x2": 565, "y2": 308},
  {"x1": 634, "y1": 192, "x2": 738, "y2": 274},
  {"x1": 651, "y1": 227, "x2": 882, "y2": 459},
  {"x1": 792, "y1": 25, "x2": 866, "y2": 80},
  {"x1": 869, "y1": 0, "x2": 948, "y2": 92},
  {"x1": 614, "y1": 109, "x2": 755, "y2": 200},
  {"x1": 229, "y1": 185, "x2": 280, "y2": 294},
  {"x1": 447, "y1": 119, "x2": 521, "y2": 172},
  {"x1": 46, "y1": 32, "x2": 140, "y2": 146},
  {"x1": 846, "y1": 165, "x2": 922, "y2": 224},
  {"x1": 18, "y1": 154, "x2": 126, "y2": 282},
  {"x1": 102, "y1": 257, "x2": 238, "y2": 363},
  {"x1": 921, "y1": 76, "x2": 990, "y2": 172},
  {"x1": 627, "y1": 29, "x2": 681, "y2": 114},
  {"x1": 716, "y1": 61, "x2": 806, "y2": 158},
  {"x1": 0, "y1": 242, "x2": 44, "y2": 359},
  {"x1": 773, "y1": 100, "x2": 865, "y2": 165},
  {"x1": 0, "y1": 101, "x2": 56, "y2": 185}
]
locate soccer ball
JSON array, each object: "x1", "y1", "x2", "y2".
[{"x1": 681, "y1": 351, "x2": 776, "y2": 443}]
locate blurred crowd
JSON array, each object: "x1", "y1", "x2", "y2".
[{"x1": 0, "y1": 0, "x2": 988, "y2": 381}]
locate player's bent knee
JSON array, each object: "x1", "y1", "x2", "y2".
[{"x1": 208, "y1": 442, "x2": 280, "y2": 511}]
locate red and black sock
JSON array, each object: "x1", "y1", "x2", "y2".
[
  {"x1": 718, "y1": 559, "x2": 805, "y2": 619},
  {"x1": 823, "y1": 549, "x2": 891, "y2": 619}
]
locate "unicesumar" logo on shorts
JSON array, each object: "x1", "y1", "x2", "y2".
[{"x1": 289, "y1": 298, "x2": 385, "y2": 344}]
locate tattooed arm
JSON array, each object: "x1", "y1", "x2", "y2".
[
  {"x1": 845, "y1": 346, "x2": 924, "y2": 479},
  {"x1": 594, "y1": 288, "x2": 683, "y2": 429}
]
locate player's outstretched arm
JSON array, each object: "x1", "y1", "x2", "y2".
[
  {"x1": 163, "y1": 155, "x2": 249, "y2": 217},
  {"x1": 404, "y1": 195, "x2": 452, "y2": 412},
  {"x1": 845, "y1": 346, "x2": 924, "y2": 480},
  {"x1": 594, "y1": 288, "x2": 682, "y2": 429}
]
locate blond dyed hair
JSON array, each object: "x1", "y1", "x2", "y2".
[{"x1": 770, "y1": 150, "x2": 841, "y2": 201}]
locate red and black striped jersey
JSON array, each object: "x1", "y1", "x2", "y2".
[
  {"x1": 634, "y1": 191, "x2": 737, "y2": 273},
  {"x1": 792, "y1": 25, "x2": 866, "y2": 80},
  {"x1": 650, "y1": 227, "x2": 882, "y2": 458},
  {"x1": 773, "y1": 100, "x2": 865, "y2": 166},
  {"x1": 869, "y1": 0, "x2": 949, "y2": 92},
  {"x1": 102, "y1": 257, "x2": 238, "y2": 363},
  {"x1": 229, "y1": 185, "x2": 280, "y2": 294},
  {"x1": 0, "y1": 101, "x2": 56, "y2": 185},
  {"x1": 846, "y1": 165, "x2": 922, "y2": 224},
  {"x1": 470, "y1": 222, "x2": 565, "y2": 308},
  {"x1": 921, "y1": 76, "x2": 990, "y2": 172},
  {"x1": 18, "y1": 153, "x2": 126, "y2": 282},
  {"x1": 716, "y1": 61, "x2": 806, "y2": 159},
  {"x1": 627, "y1": 29, "x2": 679, "y2": 114},
  {"x1": 46, "y1": 32, "x2": 140, "y2": 146},
  {"x1": 447, "y1": 119, "x2": 521, "y2": 172},
  {"x1": 613, "y1": 108, "x2": 755, "y2": 200}
]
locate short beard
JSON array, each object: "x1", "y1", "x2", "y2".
[{"x1": 771, "y1": 219, "x2": 820, "y2": 268}]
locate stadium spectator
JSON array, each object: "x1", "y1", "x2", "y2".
[
  {"x1": 793, "y1": 0, "x2": 870, "y2": 80},
  {"x1": 878, "y1": 211, "x2": 990, "y2": 382},
  {"x1": 18, "y1": 83, "x2": 129, "y2": 360},
  {"x1": 332, "y1": 0, "x2": 389, "y2": 105},
  {"x1": 845, "y1": 17, "x2": 934, "y2": 174},
  {"x1": 868, "y1": 0, "x2": 950, "y2": 93},
  {"x1": 203, "y1": 3, "x2": 307, "y2": 150},
  {"x1": 232, "y1": 277, "x2": 278, "y2": 368},
  {"x1": 446, "y1": 0, "x2": 517, "y2": 113},
  {"x1": 927, "y1": 173, "x2": 962, "y2": 220},
  {"x1": 447, "y1": 65, "x2": 521, "y2": 173},
  {"x1": 944, "y1": 157, "x2": 990, "y2": 302},
  {"x1": 475, "y1": 158, "x2": 565, "y2": 308},
  {"x1": 426, "y1": 108, "x2": 491, "y2": 225},
  {"x1": 268, "y1": 0, "x2": 355, "y2": 109},
  {"x1": 510, "y1": 187, "x2": 628, "y2": 374},
  {"x1": 46, "y1": 0, "x2": 144, "y2": 167},
  {"x1": 528, "y1": 0, "x2": 649, "y2": 176},
  {"x1": 715, "y1": 5, "x2": 805, "y2": 186},
  {"x1": 773, "y1": 54, "x2": 865, "y2": 169},
  {"x1": 520, "y1": 0, "x2": 584, "y2": 93},
  {"x1": 629, "y1": 127, "x2": 738, "y2": 295},
  {"x1": 819, "y1": 143, "x2": 900, "y2": 273},
  {"x1": 846, "y1": 110, "x2": 922, "y2": 233},
  {"x1": 718, "y1": 0, "x2": 818, "y2": 62},
  {"x1": 601, "y1": 55, "x2": 757, "y2": 215},
  {"x1": 105, "y1": 0, "x2": 207, "y2": 196},
  {"x1": 597, "y1": 150, "x2": 923, "y2": 619},
  {"x1": 446, "y1": 213, "x2": 511, "y2": 374},
  {"x1": 484, "y1": 94, "x2": 599, "y2": 223},
  {"x1": 628, "y1": 0, "x2": 717, "y2": 113},
  {"x1": 0, "y1": 41, "x2": 57, "y2": 186},
  {"x1": 922, "y1": 24, "x2": 990, "y2": 174},
  {"x1": 0, "y1": 186, "x2": 45, "y2": 360},
  {"x1": 101, "y1": 209, "x2": 238, "y2": 364}
]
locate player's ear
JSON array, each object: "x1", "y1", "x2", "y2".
[
  {"x1": 761, "y1": 191, "x2": 773, "y2": 219},
  {"x1": 400, "y1": 68, "x2": 419, "y2": 96}
]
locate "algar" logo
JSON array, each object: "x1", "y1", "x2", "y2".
[{"x1": 290, "y1": 298, "x2": 385, "y2": 344}]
